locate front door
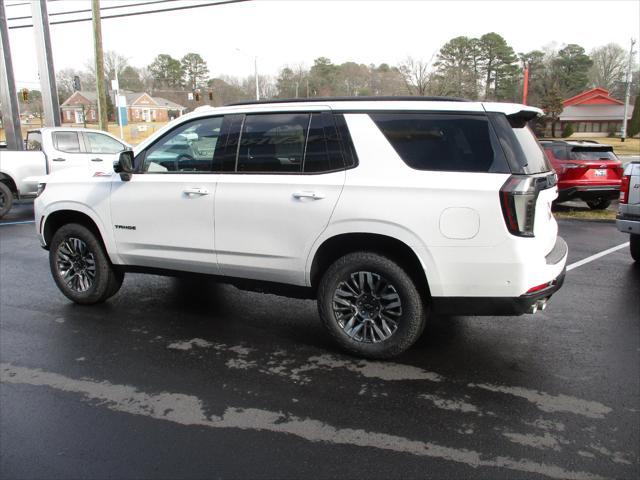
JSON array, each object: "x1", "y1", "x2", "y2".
[
  {"x1": 110, "y1": 116, "x2": 223, "y2": 273},
  {"x1": 215, "y1": 112, "x2": 346, "y2": 285}
]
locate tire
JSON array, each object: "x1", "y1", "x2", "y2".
[
  {"x1": 49, "y1": 223, "x2": 124, "y2": 304},
  {"x1": 318, "y1": 251, "x2": 428, "y2": 359},
  {"x1": 585, "y1": 197, "x2": 611, "y2": 210},
  {"x1": 631, "y1": 234, "x2": 639, "y2": 262},
  {"x1": 0, "y1": 182, "x2": 14, "y2": 219}
]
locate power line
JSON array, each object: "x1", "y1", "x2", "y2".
[
  {"x1": 7, "y1": 0, "x2": 180, "y2": 21},
  {"x1": 8, "y1": 0, "x2": 251, "y2": 29}
]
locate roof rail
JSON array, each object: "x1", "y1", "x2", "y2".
[{"x1": 224, "y1": 96, "x2": 470, "y2": 107}]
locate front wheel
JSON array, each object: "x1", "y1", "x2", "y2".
[
  {"x1": 631, "y1": 234, "x2": 639, "y2": 262},
  {"x1": 318, "y1": 252, "x2": 427, "y2": 359},
  {"x1": 49, "y1": 223, "x2": 124, "y2": 304},
  {"x1": 585, "y1": 197, "x2": 611, "y2": 210},
  {"x1": 0, "y1": 182, "x2": 14, "y2": 218}
]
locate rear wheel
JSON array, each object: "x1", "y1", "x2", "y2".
[
  {"x1": 585, "y1": 197, "x2": 611, "y2": 210},
  {"x1": 631, "y1": 234, "x2": 639, "y2": 262},
  {"x1": 318, "y1": 252, "x2": 427, "y2": 359},
  {"x1": 49, "y1": 223, "x2": 124, "y2": 304},
  {"x1": 0, "y1": 182, "x2": 13, "y2": 218}
]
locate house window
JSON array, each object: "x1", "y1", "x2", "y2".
[
  {"x1": 66, "y1": 111, "x2": 71, "y2": 121},
  {"x1": 91, "y1": 110, "x2": 96, "y2": 120},
  {"x1": 592, "y1": 123, "x2": 600, "y2": 133}
]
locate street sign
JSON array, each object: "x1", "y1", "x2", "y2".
[{"x1": 118, "y1": 107, "x2": 128, "y2": 126}]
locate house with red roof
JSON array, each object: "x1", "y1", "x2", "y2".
[{"x1": 554, "y1": 87, "x2": 634, "y2": 137}]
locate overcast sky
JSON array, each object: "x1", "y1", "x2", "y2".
[{"x1": 5, "y1": 0, "x2": 640, "y2": 90}]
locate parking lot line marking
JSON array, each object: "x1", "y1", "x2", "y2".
[
  {"x1": 0, "y1": 220, "x2": 35, "y2": 226},
  {"x1": 567, "y1": 242, "x2": 630, "y2": 272},
  {"x1": 0, "y1": 362, "x2": 605, "y2": 480}
]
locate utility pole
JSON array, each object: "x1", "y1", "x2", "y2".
[
  {"x1": 91, "y1": 0, "x2": 108, "y2": 131},
  {"x1": 621, "y1": 38, "x2": 636, "y2": 143},
  {"x1": 0, "y1": 0, "x2": 23, "y2": 150},
  {"x1": 254, "y1": 55, "x2": 259, "y2": 101},
  {"x1": 31, "y1": 0, "x2": 60, "y2": 127}
]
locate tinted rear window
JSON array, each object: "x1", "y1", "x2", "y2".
[
  {"x1": 370, "y1": 113, "x2": 509, "y2": 173},
  {"x1": 570, "y1": 149, "x2": 617, "y2": 161}
]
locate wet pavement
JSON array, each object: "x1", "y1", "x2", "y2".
[{"x1": 1, "y1": 202, "x2": 638, "y2": 479}]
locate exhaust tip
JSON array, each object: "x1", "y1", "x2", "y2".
[{"x1": 528, "y1": 303, "x2": 538, "y2": 314}]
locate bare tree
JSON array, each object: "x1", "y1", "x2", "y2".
[
  {"x1": 589, "y1": 43, "x2": 628, "y2": 92},
  {"x1": 398, "y1": 57, "x2": 432, "y2": 95}
]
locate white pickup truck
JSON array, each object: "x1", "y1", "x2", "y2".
[{"x1": 0, "y1": 127, "x2": 129, "y2": 218}]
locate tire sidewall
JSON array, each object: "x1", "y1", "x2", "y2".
[
  {"x1": 0, "y1": 182, "x2": 13, "y2": 218},
  {"x1": 318, "y1": 252, "x2": 427, "y2": 359},
  {"x1": 49, "y1": 223, "x2": 114, "y2": 304}
]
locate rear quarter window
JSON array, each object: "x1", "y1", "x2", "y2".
[
  {"x1": 488, "y1": 113, "x2": 551, "y2": 174},
  {"x1": 370, "y1": 113, "x2": 510, "y2": 173}
]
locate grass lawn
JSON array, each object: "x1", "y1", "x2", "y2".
[{"x1": 552, "y1": 201, "x2": 617, "y2": 221}]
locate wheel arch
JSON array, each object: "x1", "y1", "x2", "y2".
[
  {"x1": 42, "y1": 207, "x2": 109, "y2": 254},
  {"x1": 308, "y1": 232, "x2": 432, "y2": 298},
  {"x1": 0, "y1": 172, "x2": 18, "y2": 195}
]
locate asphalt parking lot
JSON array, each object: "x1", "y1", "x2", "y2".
[{"x1": 1, "y1": 202, "x2": 638, "y2": 480}]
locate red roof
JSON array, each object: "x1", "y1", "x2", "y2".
[{"x1": 563, "y1": 87, "x2": 624, "y2": 107}]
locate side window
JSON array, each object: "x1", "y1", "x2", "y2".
[
  {"x1": 304, "y1": 113, "x2": 345, "y2": 173},
  {"x1": 26, "y1": 132, "x2": 42, "y2": 151},
  {"x1": 53, "y1": 131, "x2": 81, "y2": 153},
  {"x1": 371, "y1": 113, "x2": 509, "y2": 173},
  {"x1": 333, "y1": 114, "x2": 358, "y2": 168},
  {"x1": 237, "y1": 114, "x2": 309, "y2": 173},
  {"x1": 141, "y1": 116, "x2": 222, "y2": 173},
  {"x1": 214, "y1": 114, "x2": 244, "y2": 172},
  {"x1": 84, "y1": 132, "x2": 125, "y2": 154}
]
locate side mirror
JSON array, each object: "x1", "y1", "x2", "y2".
[{"x1": 114, "y1": 150, "x2": 134, "y2": 181}]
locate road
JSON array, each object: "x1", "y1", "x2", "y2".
[{"x1": 1, "y1": 202, "x2": 638, "y2": 480}]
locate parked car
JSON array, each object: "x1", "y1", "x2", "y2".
[
  {"x1": 34, "y1": 97, "x2": 567, "y2": 358},
  {"x1": 0, "y1": 127, "x2": 129, "y2": 218},
  {"x1": 616, "y1": 160, "x2": 640, "y2": 262},
  {"x1": 539, "y1": 140, "x2": 624, "y2": 210}
]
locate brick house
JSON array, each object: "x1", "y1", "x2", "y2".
[{"x1": 60, "y1": 91, "x2": 186, "y2": 124}]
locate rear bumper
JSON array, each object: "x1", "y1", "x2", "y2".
[
  {"x1": 432, "y1": 268, "x2": 566, "y2": 316},
  {"x1": 557, "y1": 185, "x2": 619, "y2": 202},
  {"x1": 616, "y1": 215, "x2": 640, "y2": 235}
]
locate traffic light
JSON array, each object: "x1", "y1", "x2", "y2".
[
  {"x1": 194, "y1": 92, "x2": 200, "y2": 102},
  {"x1": 21, "y1": 88, "x2": 29, "y2": 102},
  {"x1": 208, "y1": 91, "x2": 213, "y2": 101},
  {"x1": 73, "y1": 76, "x2": 81, "y2": 91}
]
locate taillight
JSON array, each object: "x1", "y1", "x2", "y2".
[
  {"x1": 500, "y1": 176, "x2": 538, "y2": 237},
  {"x1": 620, "y1": 174, "x2": 631, "y2": 204}
]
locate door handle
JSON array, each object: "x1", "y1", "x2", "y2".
[
  {"x1": 183, "y1": 187, "x2": 210, "y2": 197},
  {"x1": 91, "y1": 158, "x2": 103, "y2": 162},
  {"x1": 52, "y1": 158, "x2": 65, "y2": 162},
  {"x1": 292, "y1": 191, "x2": 325, "y2": 200}
]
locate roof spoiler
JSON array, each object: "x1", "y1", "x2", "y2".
[{"x1": 506, "y1": 109, "x2": 542, "y2": 128}]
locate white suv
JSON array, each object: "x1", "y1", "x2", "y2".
[{"x1": 34, "y1": 98, "x2": 568, "y2": 358}]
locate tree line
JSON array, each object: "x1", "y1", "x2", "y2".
[{"x1": 23, "y1": 33, "x2": 638, "y2": 123}]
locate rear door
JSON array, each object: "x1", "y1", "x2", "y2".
[
  {"x1": 82, "y1": 131, "x2": 128, "y2": 174},
  {"x1": 48, "y1": 130, "x2": 91, "y2": 174},
  {"x1": 214, "y1": 111, "x2": 347, "y2": 285}
]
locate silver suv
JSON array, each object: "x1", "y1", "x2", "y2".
[{"x1": 616, "y1": 160, "x2": 640, "y2": 261}]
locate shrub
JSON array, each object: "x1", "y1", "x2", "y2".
[{"x1": 561, "y1": 123, "x2": 574, "y2": 138}]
